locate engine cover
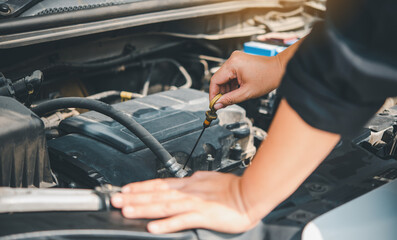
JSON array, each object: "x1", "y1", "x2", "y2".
[{"x1": 48, "y1": 89, "x2": 254, "y2": 187}]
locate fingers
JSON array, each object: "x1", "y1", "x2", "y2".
[
  {"x1": 210, "y1": 51, "x2": 252, "y2": 109},
  {"x1": 209, "y1": 57, "x2": 237, "y2": 100},
  {"x1": 112, "y1": 190, "x2": 187, "y2": 207},
  {"x1": 213, "y1": 87, "x2": 249, "y2": 110},
  {"x1": 121, "y1": 178, "x2": 186, "y2": 193},
  {"x1": 191, "y1": 170, "x2": 217, "y2": 179},
  {"x1": 121, "y1": 200, "x2": 197, "y2": 219},
  {"x1": 111, "y1": 171, "x2": 255, "y2": 234},
  {"x1": 148, "y1": 213, "x2": 204, "y2": 234}
]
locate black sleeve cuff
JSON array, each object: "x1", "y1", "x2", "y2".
[
  {"x1": 279, "y1": 72, "x2": 383, "y2": 137},
  {"x1": 278, "y1": 23, "x2": 384, "y2": 137}
]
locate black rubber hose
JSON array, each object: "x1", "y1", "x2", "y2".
[{"x1": 32, "y1": 97, "x2": 187, "y2": 178}]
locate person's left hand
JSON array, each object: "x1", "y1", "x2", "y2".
[{"x1": 111, "y1": 171, "x2": 259, "y2": 234}]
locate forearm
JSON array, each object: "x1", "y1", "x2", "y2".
[
  {"x1": 240, "y1": 99, "x2": 340, "y2": 221},
  {"x1": 278, "y1": 38, "x2": 304, "y2": 67}
]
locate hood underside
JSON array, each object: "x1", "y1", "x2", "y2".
[{"x1": 0, "y1": 0, "x2": 280, "y2": 48}]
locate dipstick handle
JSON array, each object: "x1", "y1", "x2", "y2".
[
  {"x1": 209, "y1": 93, "x2": 223, "y2": 111},
  {"x1": 204, "y1": 93, "x2": 222, "y2": 128}
]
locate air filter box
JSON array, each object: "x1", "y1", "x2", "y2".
[{"x1": 0, "y1": 97, "x2": 53, "y2": 187}]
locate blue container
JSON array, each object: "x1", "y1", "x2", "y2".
[{"x1": 243, "y1": 41, "x2": 287, "y2": 57}]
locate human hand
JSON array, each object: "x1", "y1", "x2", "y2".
[
  {"x1": 209, "y1": 51, "x2": 284, "y2": 110},
  {"x1": 111, "y1": 171, "x2": 259, "y2": 234}
]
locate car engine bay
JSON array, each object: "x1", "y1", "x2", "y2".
[{"x1": 0, "y1": 0, "x2": 397, "y2": 239}]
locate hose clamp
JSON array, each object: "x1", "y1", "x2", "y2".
[{"x1": 165, "y1": 157, "x2": 188, "y2": 178}]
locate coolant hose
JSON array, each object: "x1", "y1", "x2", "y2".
[{"x1": 32, "y1": 97, "x2": 187, "y2": 178}]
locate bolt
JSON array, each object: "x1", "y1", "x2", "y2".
[
  {"x1": 234, "y1": 143, "x2": 242, "y2": 150},
  {"x1": 207, "y1": 154, "x2": 215, "y2": 170},
  {"x1": 241, "y1": 158, "x2": 252, "y2": 168},
  {"x1": 309, "y1": 183, "x2": 326, "y2": 193},
  {"x1": 0, "y1": 4, "x2": 11, "y2": 14}
]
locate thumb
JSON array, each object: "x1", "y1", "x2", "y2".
[{"x1": 214, "y1": 87, "x2": 248, "y2": 110}]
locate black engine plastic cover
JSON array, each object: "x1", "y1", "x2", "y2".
[{"x1": 48, "y1": 89, "x2": 246, "y2": 187}]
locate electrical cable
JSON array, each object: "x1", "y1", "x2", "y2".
[
  {"x1": 141, "y1": 63, "x2": 155, "y2": 96},
  {"x1": 87, "y1": 90, "x2": 143, "y2": 102},
  {"x1": 86, "y1": 90, "x2": 121, "y2": 101}
]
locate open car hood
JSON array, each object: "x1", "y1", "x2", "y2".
[{"x1": 0, "y1": 0, "x2": 280, "y2": 48}]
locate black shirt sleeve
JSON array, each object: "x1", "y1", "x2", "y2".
[{"x1": 278, "y1": 0, "x2": 397, "y2": 137}]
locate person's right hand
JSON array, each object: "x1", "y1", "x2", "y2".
[{"x1": 209, "y1": 51, "x2": 284, "y2": 110}]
